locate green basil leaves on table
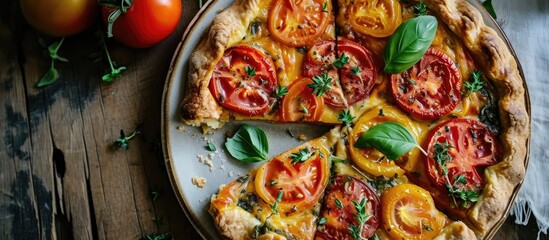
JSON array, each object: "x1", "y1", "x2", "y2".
[
  {"x1": 354, "y1": 122, "x2": 426, "y2": 160},
  {"x1": 383, "y1": 15, "x2": 438, "y2": 74},
  {"x1": 225, "y1": 124, "x2": 269, "y2": 162}
]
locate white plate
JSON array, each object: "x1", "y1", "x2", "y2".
[{"x1": 161, "y1": 1, "x2": 529, "y2": 239}]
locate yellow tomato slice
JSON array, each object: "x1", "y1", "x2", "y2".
[
  {"x1": 381, "y1": 184, "x2": 448, "y2": 239},
  {"x1": 348, "y1": 105, "x2": 424, "y2": 177},
  {"x1": 349, "y1": 0, "x2": 402, "y2": 38}
]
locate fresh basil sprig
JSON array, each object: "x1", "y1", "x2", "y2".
[
  {"x1": 225, "y1": 124, "x2": 269, "y2": 162},
  {"x1": 354, "y1": 122, "x2": 427, "y2": 160},
  {"x1": 383, "y1": 16, "x2": 438, "y2": 74}
]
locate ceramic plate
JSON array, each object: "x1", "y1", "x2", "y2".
[{"x1": 161, "y1": 1, "x2": 530, "y2": 239}]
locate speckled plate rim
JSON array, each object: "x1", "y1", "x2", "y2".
[{"x1": 161, "y1": 1, "x2": 532, "y2": 239}]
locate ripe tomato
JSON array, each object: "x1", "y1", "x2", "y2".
[
  {"x1": 267, "y1": 0, "x2": 331, "y2": 47},
  {"x1": 255, "y1": 143, "x2": 330, "y2": 214},
  {"x1": 348, "y1": 0, "x2": 402, "y2": 37},
  {"x1": 20, "y1": 0, "x2": 98, "y2": 37},
  {"x1": 316, "y1": 175, "x2": 380, "y2": 240},
  {"x1": 303, "y1": 39, "x2": 377, "y2": 108},
  {"x1": 349, "y1": 105, "x2": 424, "y2": 177},
  {"x1": 381, "y1": 184, "x2": 448, "y2": 239},
  {"x1": 280, "y1": 78, "x2": 324, "y2": 122},
  {"x1": 390, "y1": 48, "x2": 462, "y2": 120},
  {"x1": 424, "y1": 118, "x2": 500, "y2": 192},
  {"x1": 209, "y1": 45, "x2": 278, "y2": 116},
  {"x1": 102, "y1": 0, "x2": 181, "y2": 48}
]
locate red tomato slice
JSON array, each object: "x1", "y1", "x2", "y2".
[
  {"x1": 267, "y1": 0, "x2": 330, "y2": 47},
  {"x1": 316, "y1": 175, "x2": 380, "y2": 240},
  {"x1": 424, "y1": 118, "x2": 500, "y2": 192},
  {"x1": 303, "y1": 39, "x2": 377, "y2": 108},
  {"x1": 255, "y1": 145, "x2": 330, "y2": 214},
  {"x1": 390, "y1": 48, "x2": 461, "y2": 120},
  {"x1": 209, "y1": 45, "x2": 278, "y2": 116},
  {"x1": 280, "y1": 78, "x2": 324, "y2": 122}
]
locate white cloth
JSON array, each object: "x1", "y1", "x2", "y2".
[{"x1": 495, "y1": 0, "x2": 549, "y2": 238}]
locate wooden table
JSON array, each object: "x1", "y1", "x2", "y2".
[{"x1": 0, "y1": 0, "x2": 545, "y2": 239}]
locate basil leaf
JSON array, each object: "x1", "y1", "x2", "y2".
[
  {"x1": 225, "y1": 124, "x2": 269, "y2": 162},
  {"x1": 481, "y1": 0, "x2": 497, "y2": 20},
  {"x1": 383, "y1": 15, "x2": 438, "y2": 74},
  {"x1": 36, "y1": 67, "x2": 59, "y2": 87},
  {"x1": 353, "y1": 122, "x2": 419, "y2": 160}
]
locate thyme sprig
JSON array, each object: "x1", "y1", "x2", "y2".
[
  {"x1": 333, "y1": 53, "x2": 350, "y2": 68},
  {"x1": 349, "y1": 198, "x2": 371, "y2": 239},
  {"x1": 464, "y1": 70, "x2": 485, "y2": 95},
  {"x1": 308, "y1": 73, "x2": 332, "y2": 97},
  {"x1": 290, "y1": 147, "x2": 314, "y2": 164},
  {"x1": 115, "y1": 125, "x2": 141, "y2": 149},
  {"x1": 338, "y1": 109, "x2": 355, "y2": 127}
]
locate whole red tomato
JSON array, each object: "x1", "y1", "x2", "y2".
[
  {"x1": 102, "y1": 0, "x2": 182, "y2": 48},
  {"x1": 20, "y1": 0, "x2": 98, "y2": 37}
]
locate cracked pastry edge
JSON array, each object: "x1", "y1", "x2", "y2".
[
  {"x1": 179, "y1": 0, "x2": 263, "y2": 128},
  {"x1": 425, "y1": 0, "x2": 529, "y2": 236}
]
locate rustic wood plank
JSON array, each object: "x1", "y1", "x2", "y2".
[
  {"x1": 0, "y1": 1, "x2": 56, "y2": 239},
  {"x1": 1, "y1": 0, "x2": 544, "y2": 239}
]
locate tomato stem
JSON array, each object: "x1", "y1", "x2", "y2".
[
  {"x1": 103, "y1": 39, "x2": 115, "y2": 71},
  {"x1": 102, "y1": 0, "x2": 134, "y2": 37}
]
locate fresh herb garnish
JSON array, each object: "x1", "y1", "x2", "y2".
[
  {"x1": 333, "y1": 53, "x2": 350, "y2": 69},
  {"x1": 481, "y1": 0, "x2": 497, "y2": 19},
  {"x1": 349, "y1": 198, "x2": 371, "y2": 239},
  {"x1": 245, "y1": 65, "x2": 256, "y2": 77},
  {"x1": 225, "y1": 124, "x2": 269, "y2": 162},
  {"x1": 308, "y1": 73, "x2": 332, "y2": 97},
  {"x1": 237, "y1": 174, "x2": 251, "y2": 183},
  {"x1": 454, "y1": 174, "x2": 468, "y2": 184},
  {"x1": 272, "y1": 191, "x2": 283, "y2": 214},
  {"x1": 318, "y1": 217, "x2": 327, "y2": 225},
  {"x1": 383, "y1": 16, "x2": 438, "y2": 73},
  {"x1": 433, "y1": 141, "x2": 454, "y2": 175},
  {"x1": 275, "y1": 86, "x2": 288, "y2": 98},
  {"x1": 479, "y1": 88, "x2": 500, "y2": 134},
  {"x1": 414, "y1": 1, "x2": 428, "y2": 16},
  {"x1": 115, "y1": 126, "x2": 141, "y2": 149},
  {"x1": 354, "y1": 122, "x2": 427, "y2": 160},
  {"x1": 269, "y1": 180, "x2": 278, "y2": 186},
  {"x1": 322, "y1": 2, "x2": 328, "y2": 12},
  {"x1": 99, "y1": 30, "x2": 126, "y2": 82},
  {"x1": 290, "y1": 147, "x2": 314, "y2": 164},
  {"x1": 447, "y1": 186, "x2": 480, "y2": 208},
  {"x1": 424, "y1": 226, "x2": 433, "y2": 231},
  {"x1": 330, "y1": 155, "x2": 347, "y2": 163},
  {"x1": 206, "y1": 142, "x2": 216, "y2": 151},
  {"x1": 37, "y1": 38, "x2": 70, "y2": 87},
  {"x1": 351, "y1": 66, "x2": 360, "y2": 76},
  {"x1": 338, "y1": 109, "x2": 355, "y2": 127},
  {"x1": 464, "y1": 70, "x2": 485, "y2": 95},
  {"x1": 335, "y1": 197, "x2": 343, "y2": 209}
]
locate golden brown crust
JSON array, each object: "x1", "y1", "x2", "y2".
[
  {"x1": 179, "y1": 0, "x2": 264, "y2": 127},
  {"x1": 425, "y1": 0, "x2": 529, "y2": 236},
  {"x1": 434, "y1": 221, "x2": 478, "y2": 240}
]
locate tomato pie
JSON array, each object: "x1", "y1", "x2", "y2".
[{"x1": 179, "y1": 0, "x2": 530, "y2": 239}]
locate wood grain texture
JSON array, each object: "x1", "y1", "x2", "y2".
[{"x1": 0, "y1": 0, "x2": 545, "y2": 239}]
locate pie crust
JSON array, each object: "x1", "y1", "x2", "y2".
[{"x1": 179, "y1": 0, "x2": 530, "y2": 238}]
